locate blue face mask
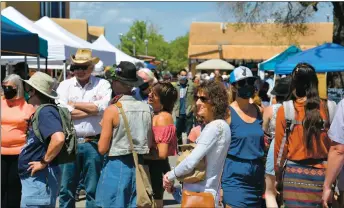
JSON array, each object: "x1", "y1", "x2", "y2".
[{"x1": 179, "y1": 76, "x2": 187, "y2": 81}]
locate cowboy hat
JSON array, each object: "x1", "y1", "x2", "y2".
[
  {"x1": 107, "y1": 61, "x2": 144, "y2": 87},
  {"x1": 23, "y1": 72, "x2": 58, "y2": 99},
  {"x1": 70, "y1": 48, "x2": 100, "y2": 65}
]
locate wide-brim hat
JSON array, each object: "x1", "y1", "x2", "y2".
[
  {"x1": 70, "y1": 48, "x2": 100, "y2": 65},
  {"x1": 271, "y1": 77, "x2": 291, "y2": 96},
  {"x1": 229, "y1": 66, "x2": 257, "y2": 84},
  {"x1": 107, "y1": 61, "x2": 144, "y2": 87},
  {"x1": 23, "y1": 72, "x2": 58, "y2": 99}
]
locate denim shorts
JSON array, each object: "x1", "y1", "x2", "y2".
[
  {"x1": 96, "y1": 154, "x2": 142, "y2": 208},
  {"x1": 20, "y1": 166, "x2": 61, "y2": 208},
  {"x1": 265, "y1": 139, "x2": 275, "y2": 176}
]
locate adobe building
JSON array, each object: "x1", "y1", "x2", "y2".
[
  {"x1": 1, "y1": 2, "x2": 70, "y2": 20},
  {"x1": 188, "y1": 22, "x2": 333, "y2": 74}
]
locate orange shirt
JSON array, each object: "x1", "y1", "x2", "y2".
[
  {"x1": 1, "y1": 97, "x2": 35, "y2": 155},
  {"x1": 274, "y1": 99, "x2": 331, "y2": 170}
]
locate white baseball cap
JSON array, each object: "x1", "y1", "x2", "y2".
[{"x1": 229, "y1": 66, "x2": 255, "y2": 84}]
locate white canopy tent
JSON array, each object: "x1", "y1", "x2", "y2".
[
  {"x1": 196, "y1": 59, "x2": 235, "y2": 70},
  {"x1": 35, "y1": 17, "x2": 116, "y2": 66},
  {"x1": 92, "y1": 35, "x2": 143, "y2": 65},
  {"x1": 1, "y1": 6, "x2": 78, "y2": 70}
]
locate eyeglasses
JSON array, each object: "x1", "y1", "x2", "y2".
[
  {"x1": 236, "y1": 77, "x2": 256, "y2": 87},
  {"x1": 70, "y1": 65, "x2": 90, "y2": 72},
  {"x1": 194, "y1": 95, "x2": 210, "y2": 103}
]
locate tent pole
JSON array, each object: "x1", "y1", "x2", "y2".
[
  {"x1": 24, "y1": 56, "x2": 28, "y2": 79},
  {"x1": 45, "y1": 58, "x2": 48, "y2": 73},
  {"x1": 37, "y1": 56, "x2": 40, "y2": 71},
  {"x1": 63, "y1": 60, "x2": 67, "y2": 80},
  {"x1": 270, "y1": 73, "x2": 277, "y2": 105}
]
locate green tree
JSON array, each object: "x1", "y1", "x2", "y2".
[
  {"x1": 119, "y1": 20, "x2": 189, "y2": 74},
  {"x1": 118, "y1": 20, "x2": 170, "y2": 60},
  {"x1": 166, "y1": 33, "x2": 189, "y2": 73},
  {"x1": 217, "y1": 2, "x2": 344, "y2": 46}
]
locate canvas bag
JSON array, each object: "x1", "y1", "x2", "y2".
[
  {"x1": 114, "y1": 102, "x2": 156, "y2": 208},
  {"x1": 176, "y1": 144, "x2": 206, "y2": 183},
  {"x1": 31, "y1": 104, "x2": 77, "y2": 164}
]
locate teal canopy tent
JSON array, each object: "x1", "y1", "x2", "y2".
[
  {"x1": 1, "y1": 15, "x2": 48, "y2": 57},
  {"x1": 258, "y1": 45, "x2": 301, "y2": 71}
]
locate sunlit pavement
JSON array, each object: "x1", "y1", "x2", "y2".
[{"x1": 56, "y1": 156, "x2": 181, "y2": 208}]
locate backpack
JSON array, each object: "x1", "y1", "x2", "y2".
[
  {"x1": 31, "y1": 104, "x2": 77, "y2": 164},
  {"x1": 276, "y1": 99, "x2": 337, "y2": 168}
]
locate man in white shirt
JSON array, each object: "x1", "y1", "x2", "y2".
[{"x1": 56, "y1": 49, "x2": 112, "y2": 208}]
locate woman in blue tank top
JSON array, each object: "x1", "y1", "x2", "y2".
[{"x1": 222, "y1": 66, "x2": 265, "y2": 207}]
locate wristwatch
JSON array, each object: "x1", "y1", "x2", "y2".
[{"x1": 40, "y1": 158, "x2": 49, "y2": 165}]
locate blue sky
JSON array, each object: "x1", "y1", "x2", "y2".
[{"x1": 70, "y1": 2, "x2": 333, "y2": 46}]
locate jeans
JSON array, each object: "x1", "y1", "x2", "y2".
[
  {"x1": 96, "y1": 154, "x2": 141, "y2": 208},
  {"x1": 1, "y1": 155, "x2": 21, "y2": 208},
  {"x1": 59, "y1": 141, "x2": 103, "y2": 208},
  {"x1": 20, "y1": 166, "x2": 61, "y2": 208},
  {"x1": 176, "y1": 114, "x2": 194, "y2": 144}
]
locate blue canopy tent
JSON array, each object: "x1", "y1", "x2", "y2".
[
  {"x1": 275, "y1": 43, "x2": 344, "y2": 74},
  {"x1": 258, "y1": 45, "x2": 302, "y2": 71},
  {"x1": 1, "y1": 15, "x2": 48, "y2": 57}
]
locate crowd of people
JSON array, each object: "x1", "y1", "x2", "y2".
[{"x1": 1, "y1": 48, "x2": 344, "y2": 208}]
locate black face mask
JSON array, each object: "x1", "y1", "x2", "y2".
[
  {"x1": 237, "y1": 85, "x2": 255, "y2": 99},
  {"x1": 2, "y1": 86, "x2": 17, "y2": 100}
]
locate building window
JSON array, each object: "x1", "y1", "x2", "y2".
[{"x1": 40, "y1": 2, "x2": 66, "y2": 18}]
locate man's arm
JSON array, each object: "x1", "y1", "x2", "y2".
[
  {"x1": 324, "y1": 142, "x2": 344, "y2": 189},
  {"x1": 71, "y1": 109, "x2": 96, "y2": 120},
  {"x1": 42, "y1": 132, "x2": 65, "y2": 163},
  {"x1": 70, "y1": 80, "x2": 112, "y2": 115}
]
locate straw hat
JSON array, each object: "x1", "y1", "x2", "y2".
[
  {"x1": 70, "y1": 48, "x2": 99, "y2": 65},
  {"x1": 23, "y1": 72, "x2": 58, "y2": 99}
]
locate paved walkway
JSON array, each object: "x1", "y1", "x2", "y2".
[{"x1": 57, "y1": 156, "x2": 181, "y2": 208}]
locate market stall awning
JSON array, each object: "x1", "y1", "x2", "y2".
[
  {"x1": 1, "y1": 15, "x2": 48, "y2": 57},
  {"x1": 275, "y1": 43, "x2": 344, "y2": 74},
  {"x1": 196, "y1": 59, "x2": 234, "y2": 70},
  {"x1": 258, "y1": 45, "x2": 301, "y2": 71},
  {"x1": 92, "y1": 35, "x2": 142, "y2": 65}
]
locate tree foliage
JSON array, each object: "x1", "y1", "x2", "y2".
[
  {"x1": 119, "y1": 20, "x2": 189, "y2": 73},
  {"x1": 217, "y1": 2, "x2": 344, "y2": 46}
]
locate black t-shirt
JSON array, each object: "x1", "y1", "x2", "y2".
[{"x1": 18, "y1": 106, "x2": 63, "y2": 176}]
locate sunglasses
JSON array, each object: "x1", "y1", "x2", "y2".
[
  {"x1": 2, "y1": 85, "x2": 16, "y2": 91},
  {"x1": 236, "y1": 77, "x2": 256, "y2": 87},
  {"x1": 70, "y1": 65, "x2": 90, "y2": 72},
  {"x1": 194, "y1": 95, "x2": 210, "y2": 103}
]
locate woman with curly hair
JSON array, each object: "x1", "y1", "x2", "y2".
[
  {"x1": 144, "y1": 81, "x2": 178, "y2": 208},
  {"x1": 163, "y1": 80, "x2": 231, "y2": 207},
  {"x1": 222, "y1": 66, "x2": 265, "y2": 208}
]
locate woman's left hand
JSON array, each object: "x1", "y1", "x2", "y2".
[{"x1": 163, "y1": 172, "x2": 173, "y2": 190}]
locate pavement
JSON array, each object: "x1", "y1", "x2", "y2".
[{"x1": 57, "y1": 156, "x2": 181, "y2": 208}]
